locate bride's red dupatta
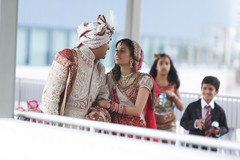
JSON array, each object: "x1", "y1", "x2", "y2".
[
  {"x1": 143, "y1": 76, "x2": 159, "y2": 129},
  {"x1": 143, "y1": 77, "x2": 160, "y2": 142}
]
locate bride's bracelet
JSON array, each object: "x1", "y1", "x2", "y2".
[{"x1": 109, "y1": 102, "x2": 125, "y2": 114}]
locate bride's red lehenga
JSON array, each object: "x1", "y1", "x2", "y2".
[{"x1": 108, "y1": 72, "x2": 157, "y2": 129}]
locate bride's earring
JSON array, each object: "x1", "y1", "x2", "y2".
[{"x1": 130, "y1": 60, "x2": 133, "y2": 68}]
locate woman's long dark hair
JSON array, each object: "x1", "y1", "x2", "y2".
[
  {"x1": 149, "y1": 53, "x2": 180, "y2": 89},
  {"x1": 112, "y1": 38, "x2": 137, "y2": 81}
]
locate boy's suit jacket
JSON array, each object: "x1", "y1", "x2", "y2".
[{"x1": 180, "y1": 99, "x2": 229, "y2": 137}]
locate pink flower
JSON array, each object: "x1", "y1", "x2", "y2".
[
  {"x1": 28, "y1": 107, "x2": 43, "y2": 113},
  {"x1": 16, "y1": 107, "x2": 25, "y2": 111},
  {"x1": 27, "y1": 100, "x2": 39, "y2": 109}
]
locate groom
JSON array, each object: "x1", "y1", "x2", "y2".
[{"x1": 41, "y1": 14, "x2": 114, "y2": 120}]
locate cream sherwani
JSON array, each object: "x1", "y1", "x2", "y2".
[{"x1": 41, "y1": 45, "x2": 109, "y2": 118}]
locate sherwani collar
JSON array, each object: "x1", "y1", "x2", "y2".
[{"x1": 78, "y1": 44, "x2": 96, "y2": 61}]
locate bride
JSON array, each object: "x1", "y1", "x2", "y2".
[{"x1": 98, "y1": 38, "x2": 157, "y2": 129}]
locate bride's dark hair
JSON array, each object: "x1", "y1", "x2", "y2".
[{"x1": 112, "y1": 38, "x2": 138, "y2": 81}]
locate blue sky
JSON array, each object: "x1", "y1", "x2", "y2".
[
  {"x1": 142, "y1": 0, "x2": 233, "y2": 38},
  {"x1": 18, "y1": 0, "x2": 127, "y2": 32},
  {"x1": 18, "y1": 0, "x2": 238, "y2": 39}
]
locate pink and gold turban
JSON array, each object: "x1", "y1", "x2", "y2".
[{"x1": 77, "y1": 15, "x2": 114, "y2": 49}]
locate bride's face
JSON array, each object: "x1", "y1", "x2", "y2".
[{"x1": 115, "y1": 42, "x2": 132, "y2": 66}]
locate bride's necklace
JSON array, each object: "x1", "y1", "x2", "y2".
[
  {"x1": 121, "y1": 72, "x2": 134, "y2": 81},
  {"x1": 120, "y1": 72, "x2": 134, "y2": 87}
]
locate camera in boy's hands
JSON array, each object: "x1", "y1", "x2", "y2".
[
  {"x1": 210, "y1": 121, "x2": 220, "y2": 135},
  {"x1": 211, "y1": 121, "x2": 219, "y2": 129},
  {"x1": 159, "y1": 93, "x2": 167, "y2": 107}
]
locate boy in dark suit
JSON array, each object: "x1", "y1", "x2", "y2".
[{"x1": 180, "y1": 76, "x2": 228, "y2": 138}]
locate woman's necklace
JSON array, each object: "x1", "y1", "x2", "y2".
[
  {"x1": 121, "y1": 72, "x2": 134, "y2": 87},
  {"x1": 121, "y1": 72, "x2": 134, "y2": 81}
]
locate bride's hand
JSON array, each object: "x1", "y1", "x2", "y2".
[{"x1": 97, "y1": 100, "x2": 111, "y2": 109}]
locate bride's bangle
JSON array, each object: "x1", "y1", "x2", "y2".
[{"x1": 109, "y1": 102, "x2": 125, "y2": 114}]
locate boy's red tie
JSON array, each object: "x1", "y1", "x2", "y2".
[{"x1": 204, "y1": 105, "x2": 212, "y2": 137}]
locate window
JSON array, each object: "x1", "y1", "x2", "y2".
[{"x1": 17, "y1": 0, "x2": 127, "y2": 67}]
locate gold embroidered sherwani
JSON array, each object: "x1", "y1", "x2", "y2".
[{"x1": 41, "y1": 45, "x2": 109, "y2": 118}]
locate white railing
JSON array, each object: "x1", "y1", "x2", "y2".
[
  {"x1": 15, "y1": 78, "x2": 45, "y2": 107},
  {"x1": 14, "y1": 110, "x2": 240, "y2": 158},
  {"x1": 15, "y1": 78, "x2": 240, "y2": 128},
  {"x1": 174, "y1": 92, "x2": 240, "y2": 128}
]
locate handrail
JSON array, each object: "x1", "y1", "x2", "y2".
[
  {"x1": 14, "y1": 77, "x2": 240, "y2": 128},
  {"x1": 175, "y1": 92, "x2": 240, "y2": 128},
  {"x1": 14, "y1": 110, "x2": 240, "y2": 157}
]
